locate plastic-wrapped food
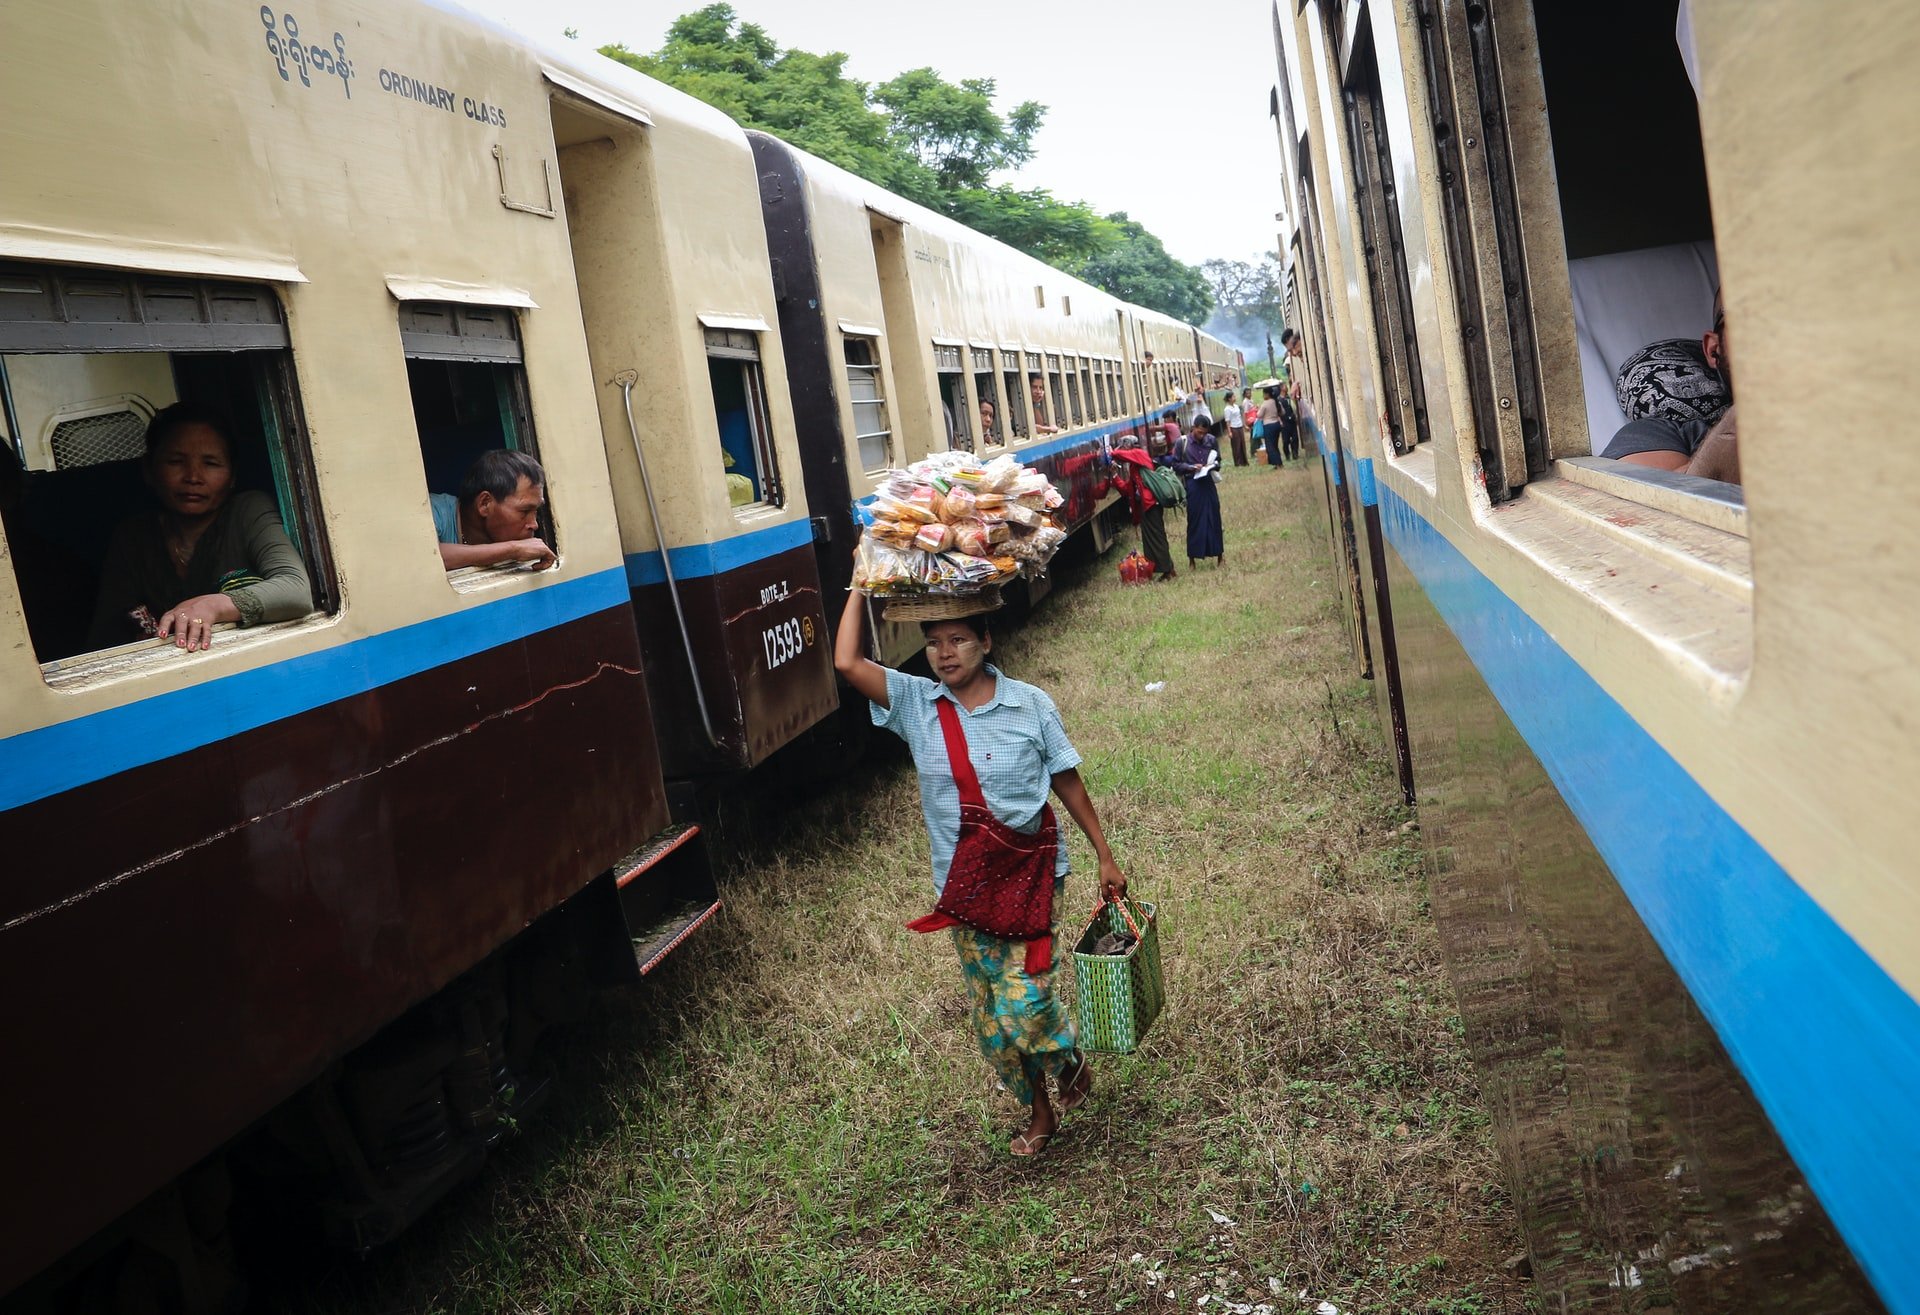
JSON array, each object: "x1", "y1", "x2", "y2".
[
  {"x1": 913, "y1": 521, "x2": 953, "y2": 553},
  {"x1": 951, "y1": 518, "x2": 991, "y2": 558},
  {"x1": 872, "y1": 490, "x2": 937, "y2": 525},
  {"x1": 943, "y1": 485, "x2": 978, "y2": 520},
  {"x1": 985, "y1": 520, "x2": 1011, "y2": 545},
  {"x1": 853, "y1": 538, "x2": 923, "y2": 593},
  {"x1": 1002, "y1": 503, "x2": 1046, "y2": 529}
]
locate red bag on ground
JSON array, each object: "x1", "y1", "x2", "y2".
[{"x1": 906, "y1": 698, "x2": 1059, "y2": 973}]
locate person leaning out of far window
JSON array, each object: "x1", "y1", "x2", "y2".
[
  {"x1": 1028, "y1": 376, "x2": 1061, "y2": 436},
  {"x1": 87, "y1": 402, "x2": 313, "y2": 653},
  {"x1": 1600, "y1": 287, "x2": 1740, "y2": 485},
  {"x1": 431, "y1": 449, "x2": 557, "y2": 570}
]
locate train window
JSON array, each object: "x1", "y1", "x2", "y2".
[
  {"x1": 1062, "y1": 295, "x2": 1073, "y2": 317},
  {"x1": 1530, "y1": 4, "x2": 1723, "y2": 470},
  {"x1": 970, "y1": 348, "x2": 998, "y2": 447},
  {"x1": 399, "y1": 302, "x2": 556, "y2": 545},
  {"x1": 0, "y1": 263, "x2": 330, "y2": 664},
  {"x1": 1000, "y1": 352, "x2": 1028, "y2": 440},
  {"x1": 932, "y1": 342, "x2": 970, "y2": 452},
  {"x1": 703, "y1": 327, "x2": 781, "y2": 507},
  {"x1": 1064, "y1": 357, "x2": 1085, "y2": 427},
  {"x1": 1046, "y1": 354, "x2": 1068, "y2": 432},
  {"x1": 843, "y1": 335, "x2": 892, "y2": 471},
  {"x1": 1025, "y1": 351, "x2": 1052, "y2": 434}
]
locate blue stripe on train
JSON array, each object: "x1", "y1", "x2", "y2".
[
  {"x1": 622, "y1": 517, "x2": 813, "y2": 588},
  {"x1": 0, "y1": 567, "x2": 631, "y2": 813},
  {"x1": 1379, "y1": 482, "x2": 1920, "y2": 1315}
]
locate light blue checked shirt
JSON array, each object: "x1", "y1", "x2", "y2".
[{"x1": 873, "y1": 665, "x2": 1081, "y2": 895}]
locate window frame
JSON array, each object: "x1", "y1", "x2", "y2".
[
  {"x1": 0, "y1": 261, "x2": 334, "y2": 671},
  {"x1": 704, "y1": 326, "x2": 783, "y2": 510},
  {"x1": 842, "y1": 333, "x2": 893, "y2": 473}
]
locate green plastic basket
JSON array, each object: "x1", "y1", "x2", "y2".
[{"x1": 1071, "y1": 897, "x2": 1165, "y2": 1054}]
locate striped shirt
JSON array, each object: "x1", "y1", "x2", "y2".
[{"x1": 872, "y1": 665, "x2": 1081, "y2": 894}]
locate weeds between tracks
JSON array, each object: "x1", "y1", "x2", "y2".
[{"x1": 279, "y1": 465, "x2": 1530, "y2": 1315}]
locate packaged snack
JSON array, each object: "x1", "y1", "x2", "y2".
[
  {"x1": 873, "y1": 491, "x2": 937, "y2": 525},
  {"x1": 1002, "y1": 503, "x2": 1045, "y2": 529},
  {"x1": 985, "y1": 521, "x2": 1011, "y2": 545},
  {"x1": 951, "y1": 518, "x2": 991, "y2": 558},
  {"x1": 942, "y1": 485, "x2": 978, "y2": 521},
  {"x1": 913, "y1": 522, "x2": 954, "y2": 553}
]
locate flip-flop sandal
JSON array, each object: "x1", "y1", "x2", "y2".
[
  {"x1": 1009, "y1": 1131, "x2": 1052, "y2": 1157},
  {"x1": 1058, "y1": 1055, "x2": 1093, "y2": 1113}
]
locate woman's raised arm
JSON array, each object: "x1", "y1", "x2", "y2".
[{"x1": 833, "y1": 585, "x2": 890, "y2": 709}]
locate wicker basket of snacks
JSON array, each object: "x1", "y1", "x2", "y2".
[{"x1": 853, "y1": 452, "x2": 1069, "y2": 613}]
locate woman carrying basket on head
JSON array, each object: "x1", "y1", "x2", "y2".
[{"x1": 834, "y1": 585, "x2": 1127, "y2": 1157}]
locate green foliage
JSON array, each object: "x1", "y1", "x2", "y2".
[
  {"x1": 600, "y1": 4, "x2": 1209, "y2": 305},
  {"x1": 1202, "y1": 253, "x2": 1287, "y2": 353}
]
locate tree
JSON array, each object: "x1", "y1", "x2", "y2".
[
  {"x1": 1200, "y1": 254, "x2": 1286, "y2": 355},
  {"x1": 1077, "y1": 215, "x2": 1215, "y2": 324},
  {"x1": 871, "y1": 69, "x2": 1043, "y2": 192},
  {"x1": 598, "y1": 6, "x2": 1208, "y2": 287}
]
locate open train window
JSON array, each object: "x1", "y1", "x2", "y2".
[
  {"x1": 0, "y1": 263, "x2": 330, "y2": 664},
  {"x1": 970, "y1": 347, "x2": 998, "y2": 446},
  {"x1": 843, "y1": 335, "x2": 892, "y2": 471},
  {"x1": 1046, "y1": 353, "x2": 1068, "y2": 431},
  {"x1": 999, "y1": 349, "x2": 1027, "y2": 441},
  {"x1": 1079, "y1": 359, "x2": 1096, "y2": 420},
  {"x1": 1531, "y1": 2, "x2": 1725, "y2": 474},
  {"x1": 933, "y1": 342, "x2": 971, "y2": 452},
  {"x1": 1064, "y1": 356, "x2": 1085, "y2": 427},
  {"x1": 400, "y1": 301, "x2": 560, "y2": 552},
  {"x1": 703, "y1": 326, "x2": 782, "y2": 508},
  {"x1": 1025, "y1": 351, "x2": 1052, "y2": 433}
]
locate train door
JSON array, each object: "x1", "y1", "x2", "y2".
[
  {"x1": 549, "y1": 87, "x2": 837, "y2": 778},
  {"x1": 867, "y1": 210, "x2": 939, "y2": 466}
]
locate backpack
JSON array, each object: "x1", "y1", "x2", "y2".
[{"x1": 1142, "y1": 465, "x2": 1186, "y2": 510}]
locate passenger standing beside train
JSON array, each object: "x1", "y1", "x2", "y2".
[
  {"x1": 1222, "y1": 390, "x2": 1248, "y2": 466},
  {"x1": 1104, "y1": 447, "x2": 1176, "y2": 581},
  {"x1": 87, "y1": 403, "x2": 313, "y2": 652},
  {"x1": 1172, "y1": 415, "x2": 1225, "y2": 567},
  {"x1": 1257, "y1": 387, "x2": 1285, "y2": 469},
  {"x1": 431, "y1": 449, "x2": 558, "y2": 571},
  {"x1": 832, "y1": 587, "x2": 1127, "y2": 1157}
]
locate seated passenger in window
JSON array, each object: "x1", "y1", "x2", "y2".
[
  {"x1": 979, "y1": 397, "x2": 997, "y2": 444},
  {"x1": 1029, "y1": 377, "x2": 1060, "y2": 435},
  {"x1": 1601, "y1": 288, "x2": 1740, "y2": 484},
  {"x1": 431, "y1": 448, "x2": 557, "y2": 571},
  {"x1": 86, "y1": 403, "x2": 313, "y2": 653}
]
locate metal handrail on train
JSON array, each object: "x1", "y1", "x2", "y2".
[{"x1": 614, "y1": 370, "x2": 720, "y2": 749}]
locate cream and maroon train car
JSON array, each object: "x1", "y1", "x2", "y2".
[
  {"x1": 1273, "y1": 1, "x2": 1918, "y2": 1311},
  {"x1": 538, "y1": 45, "x2": 837, "y2": 778},
  {"x1": 0, "y1": 0, "x2": 756, "y2": 1300},
  {"x1": 746, "y1": 135, "x2": 1187, "y2": 665}
]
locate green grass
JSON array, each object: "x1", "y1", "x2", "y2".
[{"x1": 272, "y1": 465, "x2": 1530, "y2": 1315}]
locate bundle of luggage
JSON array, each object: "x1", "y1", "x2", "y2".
[{"x1": 853, "y1": 451, "x2": 1068, "y2": 598}]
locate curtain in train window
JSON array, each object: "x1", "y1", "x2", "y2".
[{"x1": 0, "y1": 263, "x2": 331, "y2": 664}]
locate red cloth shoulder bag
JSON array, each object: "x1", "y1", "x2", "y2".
[{"x1": 906, "y1": 697, "x2": 1059, "y2": 973}]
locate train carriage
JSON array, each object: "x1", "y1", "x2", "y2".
[
  {"x1": 0, "y1": 1, "x2": 1233, "y2": 1302},
  {"x1": 746, "y1": 135, "x2": 1206, "y2": 666},
  {"x1": 1271, "y1": 1, "x2": 1919, "y2": 1310},
  {"x1": 540, "y1": 49, "x2": 840, "y2": 779}
]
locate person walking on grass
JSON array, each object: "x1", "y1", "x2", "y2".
[
  {"x1": 1105, "y1": 447, "x2": 1176, "y2": 581},
  {"x1": 833, "y1": 587, "x2": 1128, "y2": 1157},
  {"x1": 1170, "y1": 415, "x2": 1224, "y2": 567}
]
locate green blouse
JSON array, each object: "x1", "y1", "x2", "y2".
[{"x1": 87, "y1": 489, "x2": 314, "y2": 650}]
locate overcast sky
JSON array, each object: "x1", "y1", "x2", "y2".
[{"x1": 462, "y1": 0, "x2": 1287, "y2": 269}]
